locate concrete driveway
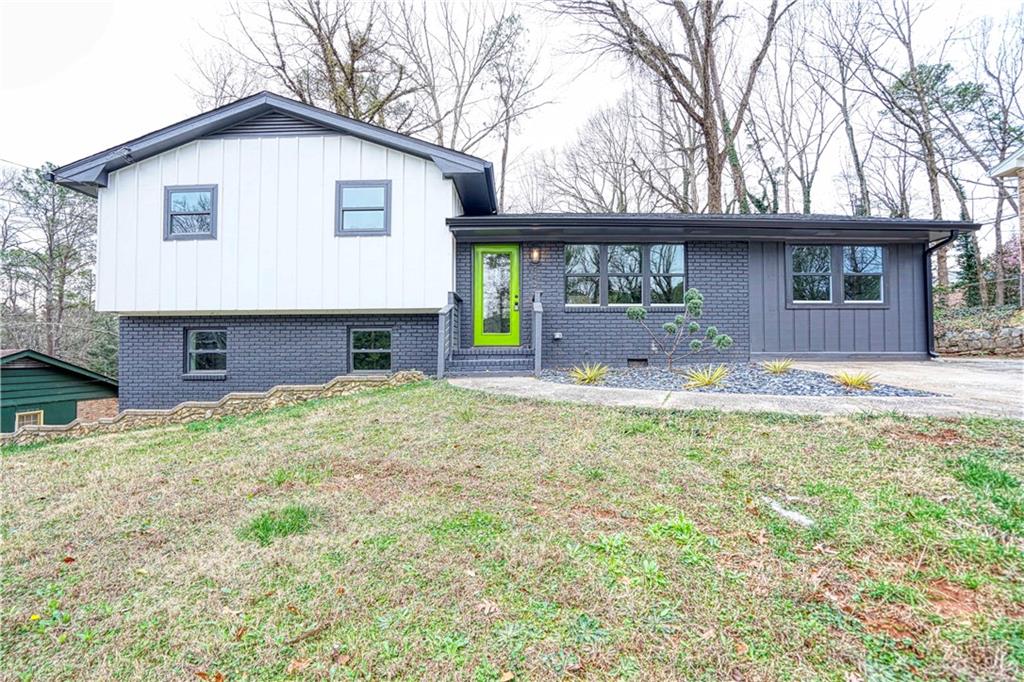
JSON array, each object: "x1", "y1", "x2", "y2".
[{"x1": 449, "y1": 358, "x2": 1023, "y2": 419}]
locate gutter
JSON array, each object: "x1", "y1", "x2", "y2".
[{"x1": 923, "y1": 230, "x2": 959, "y2": 358}]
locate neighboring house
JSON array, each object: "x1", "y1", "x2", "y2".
[
  {"x1": 1, "y1": 349, "x2": 118, "y2": 432},
  {"x1": 49, "y1": 92, "x2": 979, "y2": 410}
]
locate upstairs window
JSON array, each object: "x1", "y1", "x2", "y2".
[
  {"x1": 565, "y1": 244, "x2": 600, "y2": 304},
  {"x1": 336, "y1": 180, "x2": 391, "y2": 236},
  {"x1": 165, "y1": 185, "x2": 217, "y2": 240},
  {"x1": 843, "y1": 246, "x2": 884, "y2": 302},
  {"x1": 185, "y1": 329, "x2": 227, "y2": 374},
  {"x1": 791, "y1": 245, "x2": 832, "y2": 303},
  {"x1": 607, "y1": 245, "x2": 642, "y2": 304},
  {"x1": 650, "y1": 244, "x2": 686, "y2": 304}
]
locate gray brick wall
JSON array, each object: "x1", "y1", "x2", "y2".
[
  {"x1": 455, "y1": 241, "x2": 750, "y2": 367},
  {"x1": 119, "y1": 314, "x2": 437, "y2": 409}
]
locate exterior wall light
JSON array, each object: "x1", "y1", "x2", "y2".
[{"x1": 530, "y1": 247, "x2": 541, "y2": 264}]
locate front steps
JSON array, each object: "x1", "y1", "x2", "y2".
[{"x1": 446, "y1": 347, "x2": 535, "y2": 375}]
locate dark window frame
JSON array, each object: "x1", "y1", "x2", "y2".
[
  {"x1": 335, "y1": 180, "x2": 392, "y2": 237},
  {"x1": 564, "y1": 244, "x2": 602, "y2": 306},
  {"x1": 350, "y1": 327, "x2": 393, "y2": 373},
  {"x1": 649, "y1": 243, "x2": 687, "y2": 306},
  {"x1": 164, "y1": 184, "x2": 218, "y2": 241},
  {"x1": 785, "y1": 243, "x2": 889, "y2": 310},
  {"x1": 564, "y1": 243, "x2": 687, "y2": 309},
  {"x1": 842, "y1": 245, "x2": 885, "y2": 303},
  {"x1": 183, "y1": 328, "x2": 228, "y2": 376},
  {"x1": 607, "y1": 244, "x2": 643, "y2": 306}
]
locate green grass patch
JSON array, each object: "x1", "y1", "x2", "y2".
[{"x1": 237, "y1": 505, "x2": 316, "y2": 546}]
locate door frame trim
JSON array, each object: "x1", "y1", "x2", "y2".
[{"x1": 472, "y1": 243, "x2": 520, "y2": 346}]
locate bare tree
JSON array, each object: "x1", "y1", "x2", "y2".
[
  {"x1": 848, "y1": 0, "x2": 951, "y2": 285},
  {"x1": 187, "y1": 49, "x2": 265, "y2": 110},
  {"x1": 555, "y1": 0, "x2": 795, "y2": 213},
  {"x1": 864, "y1": 125, "x2": 919, "y2": 219}
]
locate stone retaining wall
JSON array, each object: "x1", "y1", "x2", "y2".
[
  {"x1": 937, "y1": 326, "x2": 1024, "y2": 355},
  {"x1": 1, "y1": 372, "x2": 424, "y2": 447}
]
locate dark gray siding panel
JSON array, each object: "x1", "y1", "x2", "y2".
[
  {"x1": 748, "y1": 241, "x2": 927, "y2": 357},
  {"x1": 119, "y1": 314, "x2": 437, "y2": 409},
  {"x1": 455, "y1": 241, "x2": 750, "y2": 367}
]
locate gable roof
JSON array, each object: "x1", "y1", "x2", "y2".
[
  {"x1": 49, "y1": 91, "x2": 497, "y2": 215},
  {"x1": 1, "y1": 348, "x2": 118, "y2": 388}
]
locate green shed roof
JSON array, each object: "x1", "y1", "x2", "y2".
[{"x1": 1, "y1": 349, "x2": 117, "y2": 390}]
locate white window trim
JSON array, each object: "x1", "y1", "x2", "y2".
[{"x1": 15, "y1": 410, "x2": 44, "y2": 430}]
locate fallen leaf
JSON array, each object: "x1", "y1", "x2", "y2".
[
  {"x1": 335, "y1": 586, "x2": 346, "y2": 596},
  {"x1": 233, "y1": 626, "x2": 248, "y2": 641},
  {"x1": 286, "y1": 604, "x2": 301, "y2": 615},
  {"x1": 735, "y1": 641, "x2": 749, "y2": 655},
  {"x1": 333, "y1": 653, "x2": 351, "y2": 666},
  {"x1": 286, "y1": 658, "x2": 310, "y2": 675},
  {"x1": 475, "y1": 600, "x2": 500, "y2": 617},
  {"x1": 62, "y1": 556, "x2": 76, "y2": 564},
  {"x1": 264, "y1": 590, "x2": 276, "y2": 598},
  {"x1": 699, "y1": 628, "x2": 715, "y2": 641},
  {"x1": 195, "y1": 674, "x2": 210, "y2": 681},
  {"x1": 499, "y1": 672, "x2": 514, "y2": 682}
]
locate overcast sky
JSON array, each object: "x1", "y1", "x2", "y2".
[{"x1": 0, "y1": 0, "x2": 1018, "y2": 254}]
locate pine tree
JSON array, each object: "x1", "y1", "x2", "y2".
[{"x1": 955, "y1": 232, "x2": 982, "y2": 307}]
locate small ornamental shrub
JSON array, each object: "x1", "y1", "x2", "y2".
[
  {"x1": 833, "y1": 370, "x2": 876, "y2": 391},
  {"x1": 625, "y1": 288, "x2": 733, "y2": 370},
  {"x1": 570, "y1": 362, "x2": 609, "y2": 385},
  {"x1": 762, "y1": 358, "x2": 794, "y2": 375},
  {"x1": 683, "y1": 364, "x2": 729, "y2": 389}
]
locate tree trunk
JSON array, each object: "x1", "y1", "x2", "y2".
[
  {"x1": 840, "y1": 89, "x2": 870, "y2": 216},
  {"x1": 992, "y1": 192, "x2": 1006, "y2": 306}
]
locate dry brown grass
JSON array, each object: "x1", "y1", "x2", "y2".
[{"x1": 2, "y1": 381, "x2": 1022, "y2": 680}]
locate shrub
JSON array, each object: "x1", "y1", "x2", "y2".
[
  {"x1": 569, "y1": 363, "x2": 609, "y2": 385},
  {"x1": 683, "y1": 364, "x2": 729, "y2": 389},
  {"x1": 625, "y1": 288, "x2": 733, "y2": 370},
  {"x1": 833, "y1": 370, "x2": 876, "y2": 391},
  {"x1": 762, "y1": 358, "x2": 794, "y2": 375}
]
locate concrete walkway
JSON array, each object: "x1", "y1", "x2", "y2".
[{"x1": 449, "y1": 358, "x2": 1023, "y2": 419}]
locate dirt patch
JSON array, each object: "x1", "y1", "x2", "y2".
[
  {"x1": 886, "y1": 426, "x2": 963, "y2": 446},
  {"x1": 926, "y1": 579, "x2": 981, "y2": 619}
]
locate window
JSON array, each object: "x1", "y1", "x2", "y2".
[
  {"x1": 15, "y1": 411, "x2": 43, "y2": 430},
  {"x1": 843, "y1": 245, "x2": 883, "y2": 302},
  {"x1": 791, "y1": 245, "x2": 832, "y2": 303},
  {"x1": 165, "y1": 185, "x2": 217, "y2": 240},
  {"x1": 351, "y1": 329, "x2": 392, "y2": 371},
  {"x1": 335, "y1": 180, "x2": 391, "y2": 236},
  {"x1": 650, "y1": 244, "x2": 686, "y2": 304},
  {"x1": 607, "y1": 245, "x2": 642, "y2": 304},
  {"x1": 186, "y1": 329, "x2": 227, "y2": 373},
  {"x1": 565, "y1": 244, "x2": 600, "y2": 304}
]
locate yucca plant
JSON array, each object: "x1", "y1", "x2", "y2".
[
  {"x1": 683, "y1": 364, "x2": 729, "y2": 389},
  {"x1": 833, "y1": 370, "x2": 876, "y2": 391},
  {"x1": 569, "y1": 362, "x2": 609, "y2": 385},
  {"x1": 762, "y1": 358, "x2": 794, "y2": 375}
]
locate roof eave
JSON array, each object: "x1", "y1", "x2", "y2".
[{"x1": 0, "y1": 349, "x2": 118, "y2": 387}]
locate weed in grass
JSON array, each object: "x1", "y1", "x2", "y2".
[
  {"x1": 860, "y1": 579, "x2": 925, "y2": 606},
  {"x1": 430, "y1": 511, "x2": 506, "y2": 547},
  {"x1": 237, "y1": 505, "x2": 315, "y2": 546},
  {"x1": 762, "y1": 358, "x2": 794, "y2": 374},
  {"x1": 621, "y1": 416, "x2": 660, "y2": 435},
  {"x1": 646, "y1": 513, "x2": 717, "y2": 564},
  {"x1": 612, "y1": 655, "x2": 642, "y2": 678},
  {"x1": 569, "y1": 362, "x2": 609, "y2": 385},
  {"x1": 570, "y1": 613, "x2": 609, "y2": 644},
  {"x1": 950, "y1": 456, "x2": 1020, "y2": 491},
  {"x1": 683, "y1": 364, "x2": 729, "y2": 389},
  {"x1": 833, "y1": 370, "x2": 876, "y2": 391},
  {"x1": 267, "y1": 464, "x2": 329, "y2": 487}
]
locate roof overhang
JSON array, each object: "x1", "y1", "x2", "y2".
[
  {"x1": 1, "y1": 349, "x2": 118, "y2": 388},
  {"x1": 448, "y1": 214, "x2": 978, "y2": 243},
  {"x1": 990, "y1": 149, "x2": 1024, "y2": 178},
  {"x1": 49, "y1": 91, "x2": 497, "y2": 215}
]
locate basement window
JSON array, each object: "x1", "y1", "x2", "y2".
[
  {"x1": 185, "y1": 329, "x2": 227, "y2": 374},
  {"x1": 351, "y1": 329, "x2": 392, "y2": 372},
  {"x1": 15, "y1": 410, "x2": 43, "y2": 430}
]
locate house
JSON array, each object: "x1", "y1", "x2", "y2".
[
  {"x1": 1, "y1": 349, "x2": 118, "y2": 432},
  {"x1": 49, "y1": 92, "x2": 979, "y2": 410}
]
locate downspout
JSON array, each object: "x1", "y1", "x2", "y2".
[{"x1": 924, "y1": 230, "x2": 959, "y2": 358}]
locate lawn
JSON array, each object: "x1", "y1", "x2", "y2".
[{"x1": 2, "y1": 381, "x2": 1022, "y2": 680}]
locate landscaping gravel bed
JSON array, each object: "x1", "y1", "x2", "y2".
[{"x1": 539, "y1": 364, "x2": 940, "y2": 397}]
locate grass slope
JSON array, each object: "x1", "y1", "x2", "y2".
[{"x1": 2, "y1": 381, "x2": 1023, "y2": 680}]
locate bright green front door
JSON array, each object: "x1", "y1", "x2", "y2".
[{"x1": 473, "y1": 244, "x2": 520, "y2": 346}]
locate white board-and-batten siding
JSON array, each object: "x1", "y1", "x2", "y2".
[{"x1": 96, "y1": 135, "x2": 461, "y2": 313}]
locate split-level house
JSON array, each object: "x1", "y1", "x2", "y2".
[{"x1": 50, "y1": 92, "x2": 978, "y2": 410}]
